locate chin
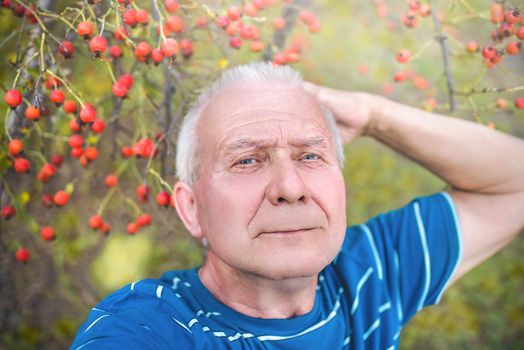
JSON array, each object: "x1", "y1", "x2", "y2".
[{"x1": 247, "y1": 250, "x2": 335, "y2": 281}]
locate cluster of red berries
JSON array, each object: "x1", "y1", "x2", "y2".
[
  {"x1": 478, "y1": 3, "x2": 523, "y2": 68},
  {"x1": 126, "y1": 213, "x2": 152, "y2": 235},
  {"x1": 400, "y1": 0, "x2": 431, "y2": 29},
  {"x1": 1, "y1": 0, "x2": 37, "y2": 23},
  {"x1": 88, "y1": 214, "x2": 112, "y2": 235}
]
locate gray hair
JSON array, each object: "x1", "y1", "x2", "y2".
[{"x1": 175, "y1": 62, "x2": 345, "y2": 185}]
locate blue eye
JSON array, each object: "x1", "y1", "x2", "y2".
[
  {"x1": 302, "y1": 153, "x2": 319, "y2": 160},
  {"x1": 236, "y1": 158, "x2": 257, "y2": 165}
]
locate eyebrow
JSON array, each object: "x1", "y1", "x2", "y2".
[{"x1": 222, "y1": 136, "x2": 329, "y2": 153}]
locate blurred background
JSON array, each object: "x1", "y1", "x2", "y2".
[{"x1": 0, "y1": 0, "x2": 523, "y2": 349}]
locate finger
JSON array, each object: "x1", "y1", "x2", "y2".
[{"x1": 302, "y1": 81, "x2": 320, "y2": 96}]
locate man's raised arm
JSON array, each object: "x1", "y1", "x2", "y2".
[{"x1": 305, "y1": 83, "x2": 524, "y2": 283}]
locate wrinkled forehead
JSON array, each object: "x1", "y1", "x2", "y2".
[{"x1": 197, "y1": 83, "x2": 328, "y2": 145}]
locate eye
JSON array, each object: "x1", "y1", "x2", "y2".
[
  {"x1": 235, "y1": 158, "x2": 258, "y2": 166},
  {"x1": 302, "y1": 153, "x2": 320, "y2": 161}
]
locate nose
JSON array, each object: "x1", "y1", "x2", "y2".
[{"x1": 266, "y1": 159, "x2": 312, "y2": 206}]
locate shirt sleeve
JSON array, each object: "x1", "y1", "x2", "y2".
[
  {"x1": 70, "y1": 295, "x2": 195, "y2": 350},
  {"x1": 350, "y1": 192, "x2": 462, "y2": 325}
]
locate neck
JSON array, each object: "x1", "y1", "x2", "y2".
[{"x1": 199, "y1": 251, "x2": 318, "y2": 319}]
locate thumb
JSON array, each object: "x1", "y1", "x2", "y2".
[{"x1": 302, "y1": 81, "x2": 321, "y2": 97}]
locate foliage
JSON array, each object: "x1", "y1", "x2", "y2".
[{"x1": 0, "y1": 0, "x2": 522, "y2": 349}]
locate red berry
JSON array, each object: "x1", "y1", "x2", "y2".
[
  {"x1": 136, "y1": 184, "x2": 150, "y2": 202},
  {"x1": 51, "y1": 154, "x2": 64, "y2": 167},
  {"x1": 136, "y1": 9, "x2": 149, "y2": 24},
  {"x1": 40, "y1": 226, "x2": 55, "y2": 241},
  {"x1": 71, "y1": 147, "x2": 83, "y2": 158},
  {"x1": 249, "y1": 41, "x2": 264, "y2": 52},
  {"x1": 104, "y1": 174, "x2": 118, "y2": 187},
  {"x1": 25, "y1": 105, "x2": 41, "y2": 120},
  {"x1": 506, "y1": 41, "x2": 521, "y2": 55},
  {"x1": 89, "y1": 36, "x2": 107, "y2": 56},
  {"x1": 505, "y1": 10, "x2": 520, "y2": 25},
  {"x1": 151, "y1": 49, "x2": 164, "y2": 64},
  {"x1": 133, "y1": 138, "x2": 155, "y2": 158},
  {"x1": 394, "y1": 71, "x2": 408, "y2": 82},
  {"x1": 69, "y1": 118, "x2": 82, "y2": 132},
  {"x1": 165, "y1": 0, "x2": 180, "y2": 13},
  {"x1": 114, "y1": 26, "x2": 128, "y2": 40},
  {"x1": 109, "y1": 45, "x2": 122, "y2": 58},
  {"x1": 121, "y1": 146, "x2": 133, "y2": 158},
  {"x1": 50, "y1": 89, "x2": 65, "y2": 105},
  {"x1": 402, "y1": 11, "x2": 417, "y2": 28},
  {"x1": 395, "y1": 49, "x2": 411, "y2": 63},
  {"x1": 89, "y1": 215, "x2": 103, "y2": 230},
  {"x1": 179, "y1": 39, "x2": 193, "y2": 59},
  {"x1": 490, "y1": 3, "x2": 504, "y2": 24},
  {"x1": 170, "y1": 194, "x2": 176, "y2": 208},
  {"x1": 15, "y1": 248, "x2": 30, "y2": 263},
  {"x1": 8, "y1": 139, "x2": 24, "y2": 156},
  {"x1": 37, "y1": 163, "x2": 56, "y2": 182},
  {"x1": 298, "y1": 10, "x2": 316, "y2": 25},
  {"x1": 227, "y1": 6, "x2": 242, "y2": 21},
  {"x1": 59, "y1": 40, "x2": 74, "y2": 58},
  {"x1": 466, "y1": 41, "x2": 478, "y2": 53},
  {"x1": 215, "y1": 16, "x2": 230, "y2": 30},
  {"x1": 77, "y1": 21, "x2": 94, "y2": 39},
  {"x1": 123, "y1": 9, "x2": 137, "y2": 26},
  {"x1": 167, "y1": 15, "x2": 184, "y2": 33},
  {"x1": 127, "y1": 222, "x2": 139, "y2": 234},
  {"x1": 244, "y1": 3, "x2": 258, "y2": 17},
  {"x1": 44, "y1": 76, "x2": 61, "y2": 90},
  {"x1": 515, "y1": 97, "x2": 524, "y2": 109},
  {"x1": 100, "y1": 223, "x2": 111, "y2": 235},
  {"x1": 229, "y1": 36, "x2": 242, "y2": 49},
  {"x1": 112, "y1": 81, "x2": 128, "y2": 98},
  {"x1": 69, "y1": 134, "x2": 84, "y2": 148},
  {"x1": 136, "y1": 213, "x2": 152, "y2": 227},
  {"x1": 118, "y1": 74, "x2": 134, "y2": 89},
  {"x1": 63, "y1": 99, "x2": 77, "y2": 114},
  {"x1": 156, "y1": 191, "x2": 170, "y2": 207},
  {"x1": 4, "y1": 89, "x2": 22, "y2": 108},
  {"x1": 2, "y1": 206, "x2": 16, "y2": 220},
  {"x1": 240, "y1": 25, "x2": 260, "y2": 40},
  {"x1": 272, "y1": 17, "x2": 286, "y2": 30},
  {"x1": 517, "y1": 27, "x2": 524, "y2": 40},
  {"x1": 481, "y1": 45, "x2": 496, "y2": 59},
  {"x1": 14, "y1": 157, "x2": 30, "y2": 173},
  {"x1": 84, "y1": 147, "x2": 98, "y2": 161},
  {"x1": 53, "y1": 190, "x2": 69, "y2": 206},
  {"x1": 42, "y1": 194, "x2": 54, "y2": 207},
  {"x1": 161, "y1": 38, "x2": 178, "y2": 57},
  {"x1": 91, "y1": 119, "x2": 105, "y2": 134},
  {"x1": 80, "y1": 104, "x2": 97, "y2": 123},
  {"x1": 134, "y1": 41, "x2": 152, "y2": 58}
]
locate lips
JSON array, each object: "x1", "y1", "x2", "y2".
[{"x1": 260, "y1": 227, "x2": 317, "y2": 235}]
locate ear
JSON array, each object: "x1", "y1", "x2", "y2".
[{"x1": 173, "y1": 181, "x2": 204, "y2": 239}]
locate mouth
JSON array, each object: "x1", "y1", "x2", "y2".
[{"x1": 260, "y1": 228, "x2": 317, "y2": 236}]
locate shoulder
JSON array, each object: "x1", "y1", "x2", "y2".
[{"x1": 71, "y1": 270, "x2": 198, "y2": 350}]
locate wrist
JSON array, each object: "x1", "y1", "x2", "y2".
[{"x1": 362, "y1": 94, "x2": 392, "y2": 138}]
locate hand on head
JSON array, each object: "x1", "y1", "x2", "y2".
[{"x1": 303, "y1": 82, "x2": 383, "y2": 144}]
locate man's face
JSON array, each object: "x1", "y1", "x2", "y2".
[{"x1": 190, "y1": 82, "x2": 346, "y2": 280}]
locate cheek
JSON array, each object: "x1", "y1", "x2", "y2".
[
  {"x1": 196, "y1": 173, "x2": 267, "y2": 237},
  {"x1": 310, "y1": 169, "x2": 347, "y2": 226}
]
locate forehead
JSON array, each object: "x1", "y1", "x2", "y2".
[{"x1": 197, "y1": 83, "x2": 330, "y2": 150}]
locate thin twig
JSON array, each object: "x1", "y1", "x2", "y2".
[
  {"x1": 430, "y1": 1, "x2": 456, "y2": 113},
  {"x1": 454, "y1": 85, "x2": 524, "y2": 97}
]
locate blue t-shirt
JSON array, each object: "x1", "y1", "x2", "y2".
[{"x1": 71, "y1": 192, "x2": 462, "y2": 349}]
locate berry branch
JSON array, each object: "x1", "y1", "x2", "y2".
[{"x1": 430, "y1": 1, "x2": 457, "y2": 112}]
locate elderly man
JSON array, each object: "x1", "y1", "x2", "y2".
[{"x1": 71, "y1": 62, "x2": 524, "y2": 349}]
